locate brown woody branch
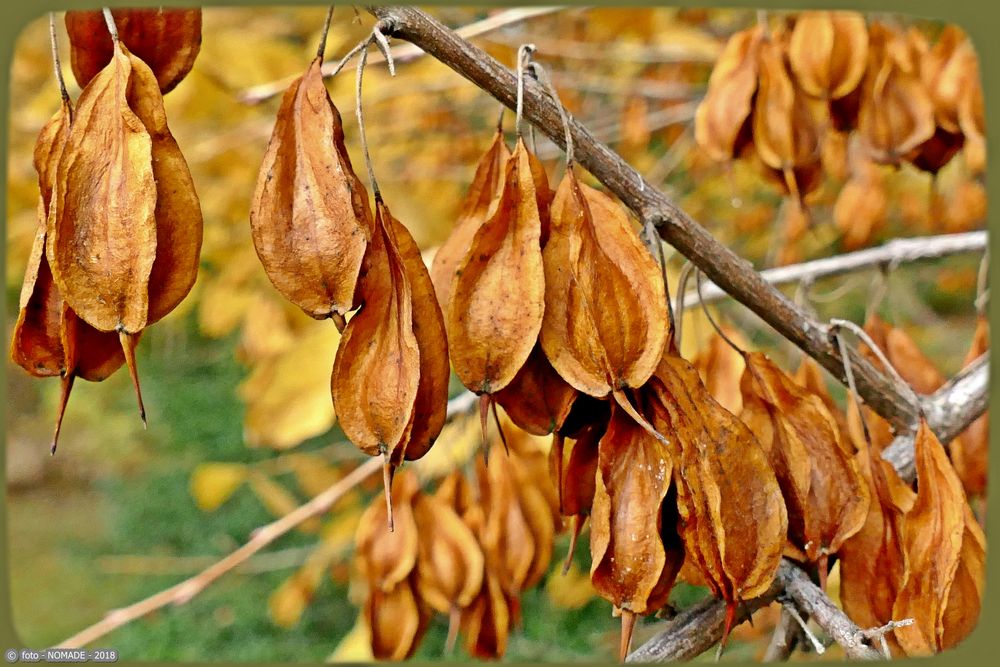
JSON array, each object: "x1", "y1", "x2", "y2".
[{"x1": 366, "y1": 5, "x2": 921, "y2": 435}]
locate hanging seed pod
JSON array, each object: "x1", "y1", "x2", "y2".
[
  {"x1": 788, "y1": 11, "x2": 868, "y2": 102},
  {"x1": 857, "y1": 23, "x2": 936, "y2": 166},
  {"x1": 834, "y1": 171, "x2": 888, "y2": 251},
  {"x1": 951, "y1": 315, "x2": 988, "y2": 498},
  {"x1": 838, "y1": 445, "x2": 913, "y2": 655},
  {"x1": 752, "y1": 36, "x2": 821, "y2": 208},
  {"x1": 410, "y1": 491, "x2": 485, "y2": 616},
  {"x1": 459, "y1": 562, "x2": 512, "y2": 659},
  {"x1": 364, "y1": 578, "x2": 431, "y2": 661},
  {"x1": 447, "y1": 137, "x2": 546, "y2": 396},
  {"x1": 540, "y1": 168, "x2": 667, "y2": 402},
  {"x1": 589, "y1": 400, "x2": 682, "y2": 660},
  {"x1": 551, "y1": 419, "x2": 604, "y2": 570},
  {"x1": 794, "y1": 356, "x2": 851, "y2": 444},
  {"x1": 332, "y1": 201, "x2": 420, "y2": 521},
  {"x1": 251, "y1": 57, "x2": 372, "y2": 320},
  {"x1": 387, "y1": 211, "x2": 450, "y2": 463},
  {"x1": 740, "y1": 352, "x2": 869, "y2": 574},
  {"x1": 124, "y1": 49, "x2": 203, "y2": 327},
  {"x1": 939, "y1": 503, "x2": 986, "y2": 651},
  {"x1": 493, "y1": 343, "x2": 577, "y2": 436},
  {"x1": 431, "y1": 128, "x2": 510, "y2": 308},
  {"x1": 694, "y1": 25, "x2": 763, "y2": 162},
  {"x1": 12, "y1": 101, "x2": 75, "y2": 379},
  {"x1": 892, "y1": 420, "x2": 980, "y2": 655},
  {"x1": 47, "y1": 42, "x2": 156, "y2": 336},
  {"x1": 647, "y1": 354, "x2": 786, "y2": 644},
  {"x1": 354, "y1": 471, "x2": 420, "y2": 591},
  {"x1": 921, "y1": 25, "x2": 975, "y2": 134},
  {"x1": 10, "y1": 99, "x2": 130, "y2": 453},
  {"x1": 65, "y1": 8, "x2": 201, "y2": 94}
]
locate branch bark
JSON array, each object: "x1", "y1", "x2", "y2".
[{"x1": 367, "y1": 5, "x2": 922, "y2": 436}]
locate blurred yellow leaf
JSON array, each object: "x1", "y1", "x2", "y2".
[
  {"x1": 239, "y1": 324, "x2": 339, "y2": 449},
  {"x1": 189, "y1": 463, "x2": 248, "y2": 512},
  {"x1": 327, "y1": 615, "x2": 374, "y2": 662},
  {"x1": 546, "y1": 561, "x2": 597, "y2": 609},
  {"x1": 248, "y1": 471, "x2": 322, "y2": 533},
  {"x1": 410, "y1": 412, "x2": 480, "y2": 482}
]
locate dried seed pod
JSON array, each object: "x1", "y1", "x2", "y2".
[
  {"x1": 540, "y1": 168, "x2": 667, "y2": 398},
  {"x1": 251, "y1": 57, "x2": 372, "y2": 320},
  {"x1": 834, "y1": 171, "x2": 888, "y2": 251},
  {"x1": 447, "y1": 138, "x2": 546, "y2": 395},
  {"x1": 124, "y1": 49, "x2": 203, "y2": 326},
  {"x1": 589, "y1": 400, "x2": 682, "y2": 658},
  {"x1": 387, "y1": 211, "x2": 450, "y2": 463},
  {"x1": 47, "y1": 42, "x2": 157, "y2": 336},
  {"x1": 459, "y1": 568, "x2": 512, "y2": 659},
  {"x1": 951, "y1": 315, "x2": 988, "y2": 498},
  {"x1": 648, "y1": 354, "x2": 786, "y2": 641},
  {"x1": 493, "y1": 343, "x2": 577, "y2": 436},
  {"x1": 939, "y1": 503, "x2": 986, "y2": 651},
  {"x1": 431, "y1": 129, "x2": 510, "y2": 308},
  {"x1": 839, "y1": 445, "x2": 913, "y2": 653},
  {"x1": 65, "y1": 8, "x2": 201, "y2": 94},
  {"x1": 740, "y1": 352, "x2": 869, "y2": 571},
  {"x1": 332, "y1": 200, "x2": 420, "y2": 510},
  {"x1": 921, "y1": 25, "x2": 975, "y2": 134},
  {"x1": 788, "y1": 11, "x2": 868, "y2": 101},
  {"x1": 411, "y1": 491, "x2": 485, "y2": 614},
  {"x1": 752, "y1": 37, "x2": 821, "y2": 207},
  {"x1": 355, "y1": 471, "x2": 420, "y2": 592},
  {"x1": 364, "y1": 578, "x2": 429, "y2": 661},
  {"x1": 858, "y1": 23, "x2": 936, "y2": 165},
  {"x1": 893, "y1": 420, "x2": 975, "y2": 655},
  {"x1": 694, "y1": 25, "x2": 763, "y2": 161}
]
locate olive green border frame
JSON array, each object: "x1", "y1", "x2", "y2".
[{"x1": 0, "y1": 0, "x2": 995, "y2": 665}]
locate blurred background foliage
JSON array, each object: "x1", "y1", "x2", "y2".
[{"x1": 5, "y1": 4, "x2": 985, "y2": 662}]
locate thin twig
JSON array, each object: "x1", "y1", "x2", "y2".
[
  {"x1": 515, "y1": 44, "x2": 536, "y2": 137},
  {"x1": 356, "y1": 41, "x2": 378, "y2": 199},
  {"x1": 55, "y1": 457, "x2": 383, "y2": 649},
  {"x1": 528, "y1": 61, "x2": 573, "y2": 166},
  {"x1": 673, "y1": 260, "x2": 694, "y2": 349},
  {"x1": 829, "y1": 319, "x2": 923, "y2": 414},
  {"x1": 696, "y1": 269, "x2": 743, "y2": 354},
  {"x1": 975, "y1": 245, "x2": 989, "y2": 315},
  {"x1": 855, "y1": 619, "x2": 914, "y2": 659},
  {"x1": 762, "y1": 607, "x2": 801, "y2": 662},
  {"x1": 781, "y1": 602, "x2": 825, "y2": 655},
  {"x1": 239, "y1": 7, "x2": 569, "y2": 104},
  {"x1": 101, "y1": 7, "x2": 118, "y2": 43},
  {"x1": 686, "y1": 231, "x2": 986, "y2": 309},
  {"x1": 49, "y1": 13, "x2": 69, "y2": 104},
  {"x1": 316, "y1": 6, "x2": 334, "y2": 59}
]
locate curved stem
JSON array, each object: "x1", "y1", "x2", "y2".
[
  {"x1": 355, "y1": 41, "x2": 380, "y2": 200},
  {"x1": 101, "y1": 7, "x2": 119, "y2": 44},
  {"x1": 514, "y1": 43, "x2": 536, "y2": 137},
  {"x1": 49, "y1": 13, "x2": 70, "y2": 104},
  {"x1": 829, "y1": 318, "x2": 923, "y2": 414},
  {"x1": 529, "y1": 61, "x2": 573, "y2": 167},
  {"x1": 696, "y1": 269, "x2": 744, "y2": 355},
  {"x1": 316, "y1": 5, "x2": 334, "y2": 60}
]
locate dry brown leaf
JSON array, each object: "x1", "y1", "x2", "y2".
[
  {"x1": 65, "y1": 8, "x2": 201, "y2": 94},
  {"x1": 251, "y1": 57, "x2": 372, "y2": 319}
]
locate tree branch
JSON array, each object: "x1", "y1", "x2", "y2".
[
  {"x1": 688, "y1": 231, "x2": 986, "y2": 307},
  {"x1": 628, "y1": 359, "x2": 988, "y2": 661},
  {"x1": 367, "y1": 5, "x2": 922, "y2": 437},
  {"x1": 55, "y1": 457, "x2": 382, "y2": 649}
]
